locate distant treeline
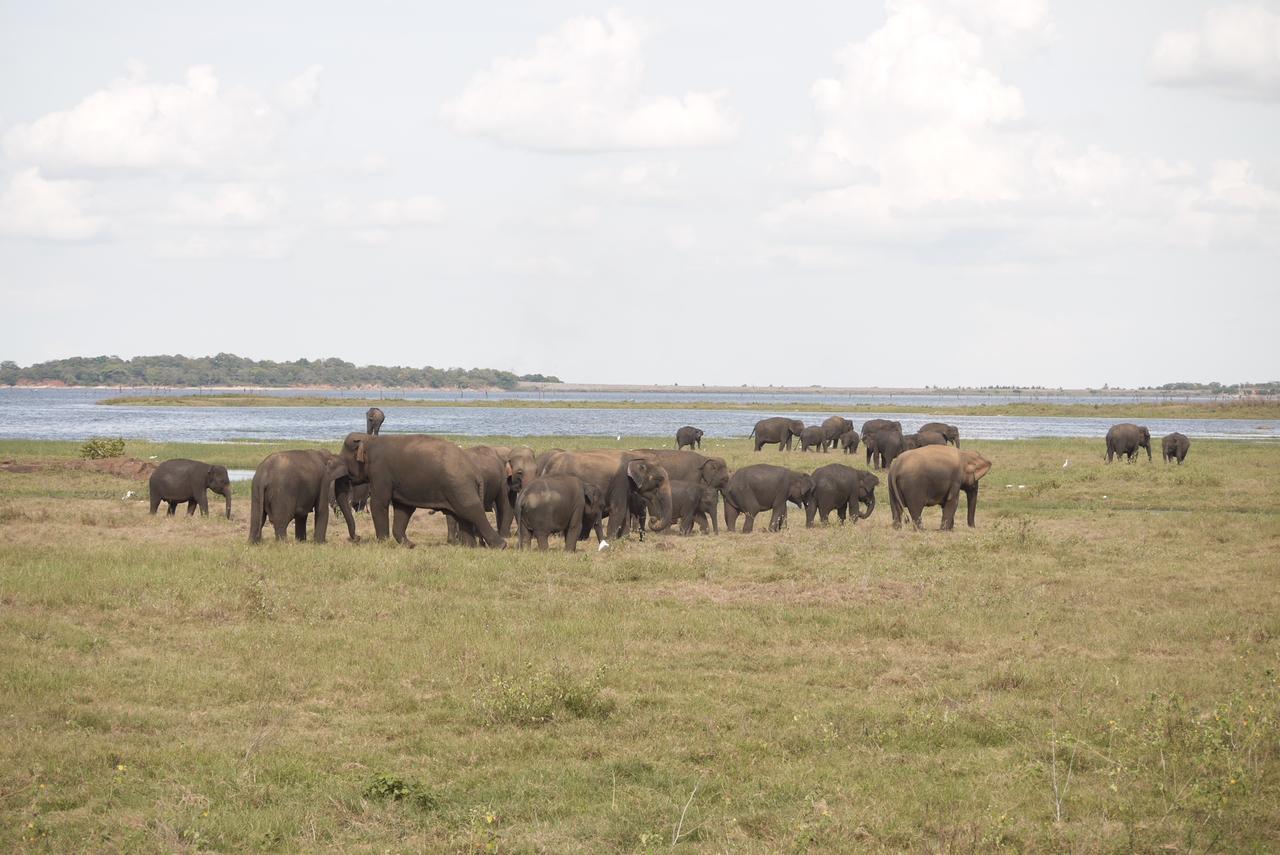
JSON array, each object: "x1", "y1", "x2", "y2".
[
  {"x1": 0, "y1": 354, "x2": 561, "y2": 389},
  {"x1": 1147, "y1": 381, "x2": 1280, "y2": 395}
]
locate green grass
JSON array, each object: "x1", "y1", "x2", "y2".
[
  {"x1": 95, "y1": 395, "x2": 1280, "y2": 420},
  {"x1": 2, "y1": 436, "x2": 1278, "y2": 851}
]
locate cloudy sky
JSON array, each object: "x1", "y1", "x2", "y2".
[{"x1": 1, "y1": 1, "x2": 1277, "y2": 387}]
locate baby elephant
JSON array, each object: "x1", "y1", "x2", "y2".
[
  {"x1": 799, "y1": 426, "x2": 828, "y2": 452},
  {"x1": 676, "y1": 425, "x2": 704, "y2": 450},
  {"x1": 668, "y1": 481, "x2": 720, "y2": 535},
  {"x1": 516, "y1": 475, "x2": 604, "y2": 551},
  {"x1": 805, "y1": 463, "x2": 878, "y2": 526},
  {"x1": 838, "y1": 430, "x2": 860, "y2": 455},
  {"x1": 1162, "y1": 432, "x2": 1190, "y2": 464},
  {"x1": 149, "y1": 459, "x2": 232, "y2": 519},
  {"x1": 249, "y1": 449, "x2": 358, "y2": 544},
  {"x1": 723, "y1": 464, "x2": 814, "y2": 532}
]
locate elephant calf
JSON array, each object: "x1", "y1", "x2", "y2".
[
  {"x1": 723, "y1": 464, "x2": 814, "y2": 532},
  {"x1": 676, "y1": 426, "x2": 704, "y2": 450},
  {"x1": 805, "y1": 464, "x2": 878, "y2": 527},
  {"x1": 888, "y1": 446, "x2": 992, "y2": 531},
  {"x1": 902, "y1": 431, "x2": 947, "y2": 451},
  {"x1": 149, "y1": 458, "x2": 232, "y2": 519},
  {"x1": 838, "y1": 430, "x2": 860, "y2": 454},
  {"x1": 668, "y1": 481, "x2": 719, "y2": 535},
  {"x1": 515, "y1": 475, "x2": 604, "y2": 551},
  {"x1": 799, "y1": 426, "x2": 828, "y2": 452},
  {"x1": 249, "y1": 449, "x2": 358, "y2": 544},
  {"x1": 1162, "y1": 432, "x2": 1190, "y2": 464},
  {"x1": 365, "y1": 407, "x2": 385, "y2": 435}
]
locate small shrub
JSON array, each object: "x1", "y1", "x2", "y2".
[
  {"x1": 362, "y1": 773, "x2": 438, "y2": 812},
  {"x1": 80, "y1": 437, "x2": 125, "y2": 459},
  {"x1": 474, "y1": 663, "x2": 615, "y2": 727}
]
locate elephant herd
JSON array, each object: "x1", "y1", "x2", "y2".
[{"x1": 1105, "y1": 423, "x2": 1192, "y2": 465}]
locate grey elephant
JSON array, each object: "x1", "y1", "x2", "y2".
[
  {"x1": 631, "y1": 449, "x2": 731, "y2": 494},
  {"x1": 902, "y1": 431, "x2": 947, "y2": 451},
  {"x1": 751, "y1": 417, "x2": 805, "y2": 452},
  {"x1": 365, "y1": 407, "x2": 385, "y2": 435},
  {"x1": 861, "y1": 419, "x2": 902, "y2": 466},
  {"x1": 667, "y1": 481, "x2": 720, "y2": 535},
  {"x1": 149, "y1": 459, "x2": 232, "y2": 519},
  {"x1": 838, "y1": 430, "x2": 860, "y2": 454},
  {"x1": 540, "y1": 450, "x2": 673, "y2": 539},
  {"x1": 723, "y1": 464, "x2": 814, "y2": 532},
  {"x1": 820, "y1": 416, "x2": 855, "y2": 450},
  {"x1": 515, "y1": 474, "x2": 604, "y2": 551},
  {"x1": 1106, "y1": 423, "x2": 1152, "y2": 463},
  {"x1": 867, "y1": 428, "x2": 906, "y2": 470},
  {"x1": 503, "y1": 446, "x2": 538, "y2": 516},
  {"x1": 918, "y1": 422, "x2": 960, "y2": 447},
  {"x1": 888, "y1": 446, "x2": 992, "y2": 530},
  {"x1": 805, "y1": 463, "x2": 878, "y2": 526},
  {"x1": 1162, "y1": 432, "x2": 1190, "y2": 464},
  {"x1": 249, "y1": 449, "x2": 358, "y2": 543},
  {"x1": 676, "y1": 426, "x2": 704, "y2": 450},
  {"x1": 339, "y1": 433, "x2": 505, "y2": 548},
  {"x1": 799, "y1": 426, "x2": 828, "y2": 452},
  {"x1": 445, "y1": 445, "x2": 514, "y2": 543}
]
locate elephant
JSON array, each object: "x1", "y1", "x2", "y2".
[
  {"x1": 445, "y1": 446, "x2": 514, "y2": 543},
  {"x1": 249, "y1": 449, "x2": 358, "y2": 543},
  {"x1": 723, "y1": 464, "x2": 814, "y2": 532},
  {"x1": 1106, "y1": 423, "x2": 1152, "y2": 463},
  {"x1": 365, "y1": 407, "x2": 385, "y2": 435},
  {"x1": 149, "y1": 459, "x2": 232, "y2": 519},
  {"x1": 504, "y1": 446, "x2": 538, "y2": 514},
  {"x1": 676, "y1": 426, "x2": 704, "y2": 450},
  {"x1": 338, "y1": 433, "x2": 505, "y2": 548},
  {"x1": 918, "y1": 422, "x2": 960, "y2": 447},
  {"x1": 631, "y1": 450, "x2": 731, "y2": 494},
  {"x1": 888, "y1": 445, "x2": 992, "y2": 530},
  {"x1": 667, "y1": 481, "x2": 719, "y2": 535},
  {"x1": 902, "y1": 430, "x2": 948, "y2": 451},
  {"x1": 1162, "y1": 432, "x2": 1191, "y2": 464},
  {"x1": 751, "y1": 417, "x2": 805, "y2": 451},
  {"x1": 838, "y1": 430, "x2": 860, "y2": 455},
  {"x1": 799, "y1": 426, "x2": 829, "y2": 452},
  {"x1": 534, "y1": 448, "x2": 567, "y2": 477},
  {"x1": 805, "y1": 463, "x2": 878, "y2": 526},
  {"x1": 540, "y1": 450, "x2": 673, "y2": 539},
  {"x1": 820, "y1": 416, "x2": 855, "y2": 450},
  {"x1": 515, "y1": 475, "x2": 604, "y2": 551},
  {"x1": 861, "y1": 420, "x2": 902, "y2": 465},
  {"x1": 867, "y1": 428, "x2": 906, "y2": 470}
]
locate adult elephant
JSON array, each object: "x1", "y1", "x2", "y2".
[
  {"x1": 751, "y1": 417, "x2": 805, "y2": 452},
  {"x1": 1162, "y1": 432, "x2": 1190, "y2": 464},
  {"x1": 867, "y1": 428, "x2": 906, "y2": 470},
  {"x1": 902, "y1": 431, "x2": 947, "y2": 451},
  {"x1": 632, "y1": 449, "x2": 730, "y2": 493},
  {"x1": 723, "y1": 464, "x2": 814, "y2": 532},
  {"x1": 534, "y1": 448, "x2": 566, "y2": 477},
  {"x1": 445, "y1": 446, "x2": 512, "y2": 540},
  {"x1": 338, "y1": 433, "x2": 505, "y2": 548},
  {"x1": 888, "y1": 445, "x2": 992, "y2": 530},
  {"x1": 249, "y1": 450, "x2": 358, "y2": 543},
  {"x1": 805, "y1": 463, "x2": 878, "y2": 526},
  {"x1": 541, "y1": 450, "x2": 673, "y2": 539},
  {"x1": 861, "y1": 420, "x2": 902, "y2": 466},
  {"x1": 799, "y1": 426, "x2": 828, "y2": 452},
  {"x1": 149, "y1": 459, "x2": 232, "y2": 519},
  {"x1": 820, "y1": 416, "x2": 855, "y2": 451},
  {"x1": 1106, "y1": 423, "x2": 1152, "y2": 463},
  {"x1": 504, "y1": 446, "x2": 537, "y2": 513},
  {"x1": 918, "y1": 422, "x2": 959, "y2": 446},
  {"x1": 676, "y1": 426, "x2": 704, "y2": 450},
  {"x1": 365, "y1": 407, "x2": 385, "y2": 435}
]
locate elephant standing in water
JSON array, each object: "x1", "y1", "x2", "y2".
[
  {"x1": 365, "y1": 407, "x2": 385, "y2": 435},
  {"x1": 751, "y1": 417, "x2": 805, "y2": 452},
  {"x1": 339, "y1": 433, "x2": 505, "y2": 548},
  {"x1": 149, "y1": 459, "x2": 232, "y2": 518},
  {"x1": 1162, "y1": 432, "x2": 1190, "y2": 464},
  {"x1": 676, "y1": 426, "x2": 704, "y2": 450},
  {"x1": 249, "y1": 450, "x2": 358, "y2": 543},
  {"x1": 1106, "y1": 423, "x2": 1151, "y2": 463},
  {"x1": 888, "y1": 446, "x2": 992, "y2": 530},
  {"x1": 723, "y1": 464, "x2": 814, "y2": 532},
  {"x1": 805, "y1": 464, "x2": 878, "y2": 526}
]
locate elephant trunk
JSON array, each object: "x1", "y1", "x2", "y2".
[
  {"x1": 646, "y1": 481, "x2": 674, "y2": 532},
  {"x1": 858, "y1": 492, "x2": 875, "y2": 519},
  {"x1": 223, "y1": 485, "x2": 233, "y2": 520}
]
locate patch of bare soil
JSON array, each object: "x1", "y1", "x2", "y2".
[
  {"x1": 0, "y1": 459, "x2": 40, "y2": 473},
  {"x1": 27, "y1": 457, "x2": 158, "y2": 479}
]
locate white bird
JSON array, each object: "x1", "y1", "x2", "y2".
[
  {"x1": 1062, "y1": 459, "x2": 1069, "y2": 468},
  {"x1": 1018, "y1": 485, "x2": 1026, "y2": 489},
  {"x1": 1102, "y1": 495, "x2": 1108, "y2": 500},
  {"x1": 121, "y1": 490, "x2": 134, "y2": 499},
  {"x1": 616, "y1": 435, "x2": 621, "y2": 441},
  {"x1": 598, "y1": 540, "x2": 610, "y2": 551}
]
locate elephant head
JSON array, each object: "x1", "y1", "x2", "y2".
[
  {"x1": 789, "y1": 419, "x2": 805, "y2": 437},
  {"x1": 316, "y1": 451, "x2": 359, "y2": 543},
  {"x1": 1138, "y1": 426, "x2": 1152, "y2": 459},
  {"x1": 205, "y1": 464, "x2": 233, "y2": 519},
  {"x1": 340, "y1": 432, "x2": 372, "y2": 484},
  {"x1": 959, "y1": 450, "x2": 993, "y2": 528},
  {"x1": 627, "y1": 458, "x2": 672, "y2": 532},
  {"x1": 787, "y1": 472, "x2": 815, "y2": 507},
  {"x1": 857, "y1": 471, "x2": 879, "y2": 519},
  {"x1": 698, "y1": 457, "x2": 731, "y2": 491},
  {"x1": 579, "y1": 483, "x2": 605, "y2": 539}
]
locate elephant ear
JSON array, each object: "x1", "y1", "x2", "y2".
[
  {"x1": 625, "y1": 459, "x2": 648, "y2": 487},
  {"x1": 961, "y1": 453, "x2": 992, "y2": 486},
  {"x1": 326, "y1": 457, "x2": 349, "y2": 481},
  {"x1": 864, "y1": 472, "x2": 880, "y2": 488}
]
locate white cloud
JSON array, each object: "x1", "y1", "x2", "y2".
[
  {"x1": 1150, "y1": 4, "x2": 1280, "y2": 98},
  {"x1": 370, "y1": 195, "x2": 444, "y2": 227},
  {"x1": 3, "y1": 64, "x2": 319, "y2": 173},
  {"x1": 169, "y1": 183, "x2": 285, "y2": 228},
  {"x1": 0, "y1": 168, "x2": 103, "y2": 240},
  {"x1": 321, "y1": 194, "x2": 445, "y2": 245},
  {"x1": 581, "y1": 161, "x2": 684, "y2": 200},
  {"x1": 441, "y1": 12, "x2": 737, "y2": 151}
]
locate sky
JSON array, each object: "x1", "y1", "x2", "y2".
[{"x1": 1, "y1": 0, "x2": 1277, "y2": 387}]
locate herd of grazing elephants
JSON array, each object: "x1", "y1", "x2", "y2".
[{"x1": 144, "y1": 407, "x2": 1191, "y2": 551}]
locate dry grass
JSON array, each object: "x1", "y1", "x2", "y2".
[{"x1": 1, "y1": 435, "x2": 1278, "y2": 851}]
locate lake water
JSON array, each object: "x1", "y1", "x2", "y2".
[{"x1": 0, "y1": 388, "x2": 1275, "y2": 444}]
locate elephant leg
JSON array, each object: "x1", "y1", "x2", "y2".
[
  {"x1": 294, "y1": 512, "x2": 308, "y2": 541},
  {"x1": 370, "y1": 487, "x2": 393, "y2": 540},
  {"x1": 391, "y1": 501, "x2": 416, "y2": 548},
  {"x1": 940, "y1": 487, "x2": 960, "y2": 530},
  {"x1": 445, "y1": 515, "x2": 460, "y2": 545},
  {"x1": 679, "y1": 515, "x2": 693, "y2": 536},
  {"x1": 754, "y1": 438, "x2": 763, "y2": 452},
  {"x1": 447, "y1": 486, "x2": 505, "y2": 549},
  {"x1": 166, "y1": 500, "x2": 178, "y2": 516},
  {"x1": 272, "y1": 512, "x2": 290, "y2": 541},
  {"x1": 536, "y1": 531, "x2": 549, "y2": 550},
  {"x1": 496, "y1": 488, "x2": 513, "y2": 537},
  {"x1": 724, "y1": 502, "x2": 739, "y2": 532},
  {"x1": 186, "y1": 499, "x2": 197, "y2": 516},
  {"x1": 695, "y1": 512, "x2": 710, "y2": 534},
  {"x1": 197, "y1": 495, "x2": 209, "y2": 516},
  {"x1": 149, "y1": 488, "x2": 161, "y2": 515},
  {"x1": 565, "y1": 507, "x2": 583, "y2": 552},
  {"x1": 742, "y1": 512, "x2": 756, "y2": 533},
  {"x1": 455, "y1": 516, "x2": 479, "y2": 547},
  {"x1": 769, "y1": 499, "x2": 787, "y2": 531}
]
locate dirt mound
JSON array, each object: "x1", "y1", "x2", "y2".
[{"x1": 64, "y1": 457, "x2": 157, "y2": 479}]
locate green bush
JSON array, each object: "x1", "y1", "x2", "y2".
[
  {"x1": 79, "y1": 437, "x2": 126, "y2": 459},
  {"x1": 474, "y1": 663, "x2": 614, "y2": 727},
  {"x1": 362, "y1": 773, "x2": 438, "y2": 812}
]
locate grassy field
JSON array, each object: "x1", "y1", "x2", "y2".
[
  {"x1": 96, "y1": 395, "x2": 1280, "y2": 420},
  {"x1": 2, "y1": 435, "x2": 1278, "y2": 851}
]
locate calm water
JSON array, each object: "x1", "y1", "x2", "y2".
[{"x1": 0, "y1": 388, "x2": 1275, "y2": 443}]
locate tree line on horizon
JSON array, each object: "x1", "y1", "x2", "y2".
[{"x1": 0, "y1": 354, "x2": 561, "y2": 389}]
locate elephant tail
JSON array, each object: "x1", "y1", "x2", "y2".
[
  {"x1": 249, "y1": 474, "x2": 265, "y2": 543},
  {"x1": 888, "y1": 465, "x2": 907, "y2": 514}
]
